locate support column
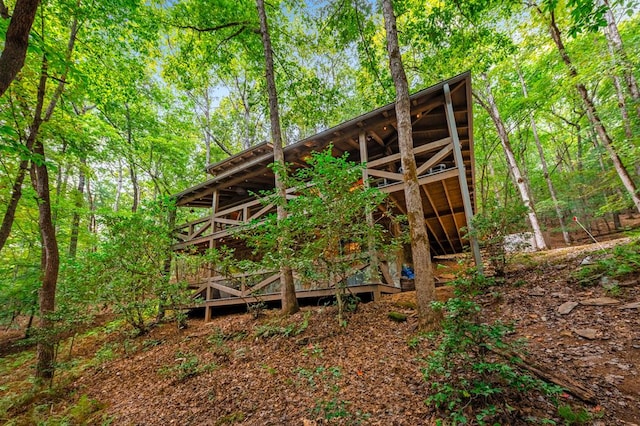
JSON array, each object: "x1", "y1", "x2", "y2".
[
  {"x1": 443, "y1": 83, "x2": 483, "y2": 274},
  {"x1": 359, "y1": 131, "x2": 381, "y2": 283},
  {"x1": 205, "y1": 189, "x2": 219, "y2": 322}
]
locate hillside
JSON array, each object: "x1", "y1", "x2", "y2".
[{"x1": 1, "y1": 235, "x2": 639, "y2": 425}]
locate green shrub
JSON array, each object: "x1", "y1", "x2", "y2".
[
  {"x1": 423, "y1": 279, "x2": 563, "y2": 424},
  {"x1": 158, "y1": 351, "x2": 216, "y2": 382},
  {"x1": 254, "y1": 311, "x2": 310, "y2": 338}
]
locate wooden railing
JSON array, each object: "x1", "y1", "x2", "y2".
[
  {"x1": 174, "y1": 254, "x2": 374, "y2": 304},
  {"x1": 173, "y1": 197, "x2": 277, "y2": 249}
]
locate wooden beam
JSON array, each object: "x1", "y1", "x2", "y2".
[
  {"x1": 442, "y1": 179, "x2": 464, "y2": 244},
  {"x1": 420, "y1": 185, "x2": 456, "y2": 252},
  {"x1": 209, "y1": 281, "x2": 242, "y2": 297},
  {"x1": 368, "y1": 137, "x2": 451, "y2": 168},
  {"x1": 242, "y1": 272, "x2": 281, "y2": 296},
  {"x1": 444, "y1": 83, "x2": 482, "y2": 272},
  {"x1": 360, "y1": 130, "x2": 380, "y2": 283},
  {"x1": 416, "y1": 145, "x2": 453, "y2": 176},
  {"x1": 367, "y1": 169, "x2": 403, "y2": 181}
]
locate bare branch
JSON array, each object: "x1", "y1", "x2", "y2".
[{"x1": 173, "y1": 20, "x2": 252, "y2": 33}]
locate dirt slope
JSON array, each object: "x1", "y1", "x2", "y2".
[
  {"x1": 67, "y1": 238, "x2": 638, "y2": 425},
  {"x1": 2, "y1": 236, "x2": 639, "y2": 425}
]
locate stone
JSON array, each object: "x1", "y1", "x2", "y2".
[
  {"x1": 620, "y1": 301, "x2": 640, "y2": 310},
  {"x1": 580, "y1": 256, "x2": 593, "y2": 265},
  {"x1": 580, "y1": 297, "x2": 620, "y2": 306},
  {"x1": 558, "y1": 301, "x2": 579, "y2": 315},
  {"x1": 573, "y1": 328, "x2": 598, "y2": 340},
  {"x1": 529, "y1": 286, "x2": 545, "y2": 296}
]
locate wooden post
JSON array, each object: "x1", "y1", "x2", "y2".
[
  {"x1": 443, "y1": 83, "x2": 483, "y2": 273},
  {"x1": 205, "y1": 189, "x2": 219, "y2": 322},
  {"x1": 359, "y1": 131, "x2": 381, "y2": 283}
]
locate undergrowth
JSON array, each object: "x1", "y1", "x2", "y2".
[
  {"x1": 572, "y1": 238, "x2": 640, "y2": 285},
  {"x1": 423, "y1": 274, "x2": 564, "y2": 425}
]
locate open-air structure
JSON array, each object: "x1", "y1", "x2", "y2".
[{"x1": 171, "y1": 72, "x2": 480, "y2": 320}]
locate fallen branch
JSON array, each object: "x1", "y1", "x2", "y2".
[{"x1": 489, "y1": 346, "x2": 597, "y2": 404}]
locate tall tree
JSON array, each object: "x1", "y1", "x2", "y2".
[
  {"x1": 381, "y1": 0, "x2": 437, "y2": 330},
  {"x1": 255, "y1": 0, "x2": 298, "y2": 315},
  {"x1": 602, "y1": 0, "x2": 640, "y2": 118},
  {"x1": 32, "y1": 8, "x2": 79, "y2": 379},
  {"x1": 516, "y1": 63, "x2": 571, "y2": 245},
  {"x1": 475, "y1": 74, "x2": 549, "y2": 250},
  {"x1": 534, "y1": 3, "x2": 640, "y2": 213},
  {"x1": 0, "y1": 0, "x2": 40, "y2": 97}
]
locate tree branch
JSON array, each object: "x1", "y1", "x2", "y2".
[{"x1": 172, "y1": 20, "x2": 251, "y2": 33}]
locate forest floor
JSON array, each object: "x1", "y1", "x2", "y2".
[{"x1": 1, "y1": 221, "x2": 639, "y2": 425}]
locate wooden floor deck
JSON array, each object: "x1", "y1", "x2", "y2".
[{"x1": 191, "y1": 283, "x2": 401, "y2": 315}]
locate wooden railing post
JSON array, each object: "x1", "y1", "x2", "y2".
[{"x1": 359, "y1": 131, "x2": 381, "y2": 283}]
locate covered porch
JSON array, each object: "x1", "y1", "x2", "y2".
[{"x1": 171, "y1": 72, "x2": 479, "y2": 318}]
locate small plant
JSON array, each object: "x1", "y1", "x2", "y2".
[
  {"x1": 311, "y1": 398, "x2": 370, "y2": 424},
  {"x1": 572, "y1": 239, "x2": 640, "y2": 285},
  {"x1": 557, "y1": 404, "x2": 592, "y2": 425},
  {"x1": 423, "y1": 277, "x2": 563, "y2": 424},
  {"x1": 93, "y1": 343, "x2": 118, "y2": 364},
  {"x1": 158, "y1": 351, "x2": 216, "y2": 382},
  {"x1": 302, "y1": 344, "x2": 324, "y2": 358},
  {"x1": 142, "y1": 338, "x2": 163, "y2": 349},
  {"x1": 407, "y1": 333, "x2": 428, "y2": 349},
  {"x1": 467, "y1": 203, "x2": 529, "y2": 277},
  {"x1": 260, "y1": 363, "x2": 277, "y2": 375},
  {"x1": 215, "y1": 411, "x2": 246, "y2": 425},
  {"x1": 254, "y1": 311, "x2": 310, "y2": 338},
  {"x1": 247, "y1": 301, "x2": 267, "y2": 319}
]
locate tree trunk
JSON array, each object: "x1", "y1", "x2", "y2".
[
  {"x1": 382, "y1": 0, "x2": 437, "y2": 331},
  {"x1": 32, "y1": 140, "x2": 60, "y2": 381},
  {"x1": 0, "y1": 0, "x2": 40, "y2": 97},
  {"x1": 255, "y1": 0, "x2": 299, "y2": 315},
  {"x1": 476, "y1": 74, "x2": 548, "y2": 250},
  {"x1": 544, "y1": 10, "x2": 640, "y2": 214},
  {"x1": 113, "y1": 158, "x2": 123, "y2": 211},
  {"x1": 68, "y1": 158, "x2": 86, "y2": 259},
  {"x1": 516, "y1": 64, "x2": 570, "y2": 245},
  {"x1": 606, "y1": 37, "x2": 633, "y2": 140},
  {"x1": 603, "y1": 0, "x2": 640, "y2": 118},
  {"x1": 0, "y1": 137, "x2": 34, "y2": 252},
  {"x1": 30, "y1": 14, "x2": 77, "y2": 380},
  {"x1": 129, "y1": 161, "x2": 139, "y2": 213}
]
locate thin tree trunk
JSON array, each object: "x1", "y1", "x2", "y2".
[
  {"x1": 68, "y1": 158, "x2": 86, "y2": 259},
  {"x1": 30, "y1": 14, "x2": 77, "y2": 380},
  {"x1": 382, "y1": 0, "x2": 437, "y2": 331},
  {"x1": 255, "y1": 0, "x2": 299, "y2": 315},
  {"x1": 113, "y1": 158, "x2": 123, "y2": 211},
  {"x1": 607, "y1": 49, "x2": 633, "y2": 140},
  {"x1": 476, "y1": 74, "x2": 548, "y2": 250},
  {"x1": 123, "y1": 104, "x2": 139, "y2": 213},
  {"x1": 516, "y1": 64, "x2": 570, "y2": 245},
  {"x1": 603, "y1": 0, "x2": 640, "y2": 118},
  {"x1": 543, "y1": 9, "x2": 640, "y2": 213},
  {"x1": 0, "y1": 138, "x2": 34, "y2": 252},
  {"x1": 32, "y1": 140, "x2": 59, "y2": 381},
  {"x1": 129, "y1": 161, "x2": 139, "y2": 213}
]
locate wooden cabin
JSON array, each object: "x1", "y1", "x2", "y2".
[{"x1": 171, "y1": 72, "x2": 480, "y2": 319}]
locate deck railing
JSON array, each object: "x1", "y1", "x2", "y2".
[{"x1": 174, "y1": 257, "x2": 373, "y2": 305}]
